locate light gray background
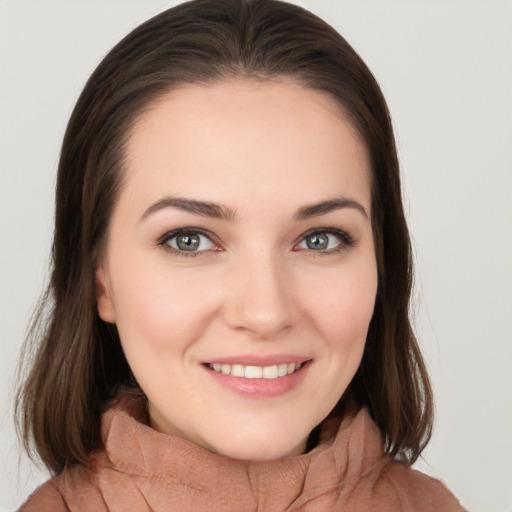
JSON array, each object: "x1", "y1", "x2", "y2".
[{"x1": 1, "y1": 1, "x2": 511, "y2": 510}]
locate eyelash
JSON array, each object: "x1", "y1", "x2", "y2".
[
  {"x1": 156, "y1": 227, "x2": 219, "y2": 257},
  {"x1": 156, "y1": 227, "x2": 355, "y2": 257},
  {"x1": 295, "y1": 227, "x2": 355, "y2": 255}
]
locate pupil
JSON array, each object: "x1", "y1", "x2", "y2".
[
  {"x1": 177, "y1": 234, "x2": 199, "y2": 251},
  {"x1": 307, "y1": 234, "x2": 328, "y2": 250}
]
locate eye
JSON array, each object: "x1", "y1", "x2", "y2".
[
  {"x1": 161, "y1": 230, "x2": 215, "y2": 253},
  {"x1": 296, "y1": 229, "x2": 353, "y2": 252}
]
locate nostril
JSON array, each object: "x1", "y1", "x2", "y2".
[{"x1": 222, "y1": 261, "x2": 297, "y2": 338}]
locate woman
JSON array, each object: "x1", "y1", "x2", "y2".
[{"x1": 17, "y1": 0, "x2": 464, "y2": 510}]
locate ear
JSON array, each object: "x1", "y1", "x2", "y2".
[{"x1": 95, "y1": 263, "x2": 116, "y2": 323}]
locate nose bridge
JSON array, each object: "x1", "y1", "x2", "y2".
[{"x1": 224, "y1": 246, "x2": 296, "y2": 339}]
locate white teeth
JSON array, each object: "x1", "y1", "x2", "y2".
[
  {"x1": 278, "y1": 363, "x2": 288, "y2": 377},
  {"x1": 262, "y1": 365, "x2": 278, "y2": 379},
  {"x1": 208, "y1": 362, "x2": 305, "y2": 378},
  {"x1": 244, "y1": 366, "x2": 263, "y2": 379},
  {"x1": 231, "y1": 364, "x2": 245, "y2": 377}
]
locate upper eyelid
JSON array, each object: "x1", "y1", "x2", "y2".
[
  {"x1": 293, "y1": 229, "x2": 355, "y2": 255},
  {"x1": 156, "y1": 226, "x2": 353, "y2": 250},
  {"x1": 294, "y1": 227, "x2": 352, "y2": 244},
  {"x1": 157, "y1": 227, "x2": 218, "y2": 245},
  {"x1": 157, "y1": 229, "x2": 221, "y2": 257}
]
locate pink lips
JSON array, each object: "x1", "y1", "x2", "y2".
[
  {"x1": 205, "y1": 354, "x2": 310, "y2": 366},
  {"x1": 202, "y1": 355, "x2": 312, "y2": 398}
]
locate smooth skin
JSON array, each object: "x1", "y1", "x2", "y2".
[{"x1": 96, "y1": 79, "x2": 378, "y2": 461}]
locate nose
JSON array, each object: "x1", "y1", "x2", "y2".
[{"x1": 223, "y1": 251, "x2": 297, "y2": 340}]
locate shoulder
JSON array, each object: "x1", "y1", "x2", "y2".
[
  {"x1": 18, "y1": 462, "x2": 110, "y2": 512},
  {"x1": 311, "y1": 408, "x2": 465, "y2": 511},
  {"x1": 18, "y1": 455, "x2": 156, "y2": 512},
  {"x1": 371, "y1": 461, "x2": 465, "y2": 511},
  {"x1": 18, "y1": 479, "x2": 68, "y2": 512}
]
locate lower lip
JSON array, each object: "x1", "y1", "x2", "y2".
[{"x1": 203, "y1": 362, "x2": 311, "y2": 398}]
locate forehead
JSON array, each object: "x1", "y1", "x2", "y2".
[{"x1": 121, "y1": 79, "x2": 371, "y2": 213}]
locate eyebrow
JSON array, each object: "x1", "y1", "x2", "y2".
[
  {"x1": 140, "y1": 195, "x2": 368, "y2": 222},
  {"x1": 294, "y1": 197, "x2": 368, "y2": 220},
  {"x1": 140, "y1": 197, "x2": 237, "y2": 222}
]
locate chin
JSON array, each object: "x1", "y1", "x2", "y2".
[{"x1": 208, "y1": 433, "x2": 307, "y2": 462}]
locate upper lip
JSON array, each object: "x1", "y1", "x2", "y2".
[{"x1": 203, "y1": 354, "x2": 312, "y2": 366}]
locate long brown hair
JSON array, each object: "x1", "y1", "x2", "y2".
[{"x1": 16, "y1": 0, "x2": 433, "y2": 474}]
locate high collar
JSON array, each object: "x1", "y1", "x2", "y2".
[{"x1": 99, "y1": 389, "x2": 389, "y2": 509}]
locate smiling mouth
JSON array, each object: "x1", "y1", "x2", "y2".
[{"x1": 207, "y1": 361, "x2": 308, "y2": 379}]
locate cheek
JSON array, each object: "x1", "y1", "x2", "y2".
[
  {"x1": 108, "y1": 262, "x2": 219, "y2": 353},
  {"x1": 302, "y1": 263, "x2": 377, "y2": 346}
]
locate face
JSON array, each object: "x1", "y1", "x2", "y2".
[{"x1": 96, "y1": 79, "x2": 377, "y2": 461}]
